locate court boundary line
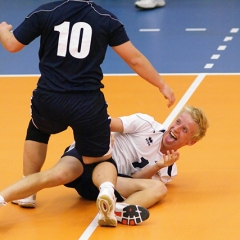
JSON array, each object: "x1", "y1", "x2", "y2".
[
  {"x1": 78, "y1": 73, "x2": 206, "y2": 239},
  {"x1": 0, "y1": 72, "x2": 240, "y2": 78},
  {"x1": 79, "y1": 215, "x2": 99, "y2": 240}
]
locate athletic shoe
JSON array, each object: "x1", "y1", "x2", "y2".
[
  {"x1": 12, "y1": 194, "x2": 36, "y2": 208},
  {"x1": 97, "y1": 187, "x2": 117, "y2": 227},
  {"x1": 135, "y1": 0, "x2": 166, "y2": 9},
  {"x1": 115, "y1": 203, "x2": 150, "y2": 226}
]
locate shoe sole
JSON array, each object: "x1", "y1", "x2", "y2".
[
  {"x1": 115, "y1": 205, "x2": 150, "y2": 226},
  {"x1": 97, "y1": 194, "x2": 117, "y2": 227}
]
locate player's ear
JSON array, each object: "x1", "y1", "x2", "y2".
[{"x1": 188, "y1": 140, "x2": 197, "y2": 146}]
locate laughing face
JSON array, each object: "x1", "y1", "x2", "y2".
[{"x1": 161, "y1": 112, "x2": 199, "y2": 153}]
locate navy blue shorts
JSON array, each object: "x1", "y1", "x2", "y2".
[
  {"x1": 62, "y1": 146, "x2": 124, "y2": 202},
  {"x1": 31, "y1": 89, "x2": 110, "y2": 157}
]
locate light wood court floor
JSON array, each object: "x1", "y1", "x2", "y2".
[{"x1": 0, "y1": 74, "x2": 240, "y2": 239}]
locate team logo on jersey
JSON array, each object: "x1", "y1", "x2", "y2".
[{"x1": 145, "y1": 137, "x2": 153, "y2": 146}]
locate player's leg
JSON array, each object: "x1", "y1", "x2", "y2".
[
  {"x1": 0, "y1": 155, "x2": 83, "y2": 206},
  {"x1": 23, "y1": 140, "x2": 47, "y2": 175},
  {"x1": 116, "y1": 177, "x2": 167, "y2": 208},
  {"x1": 12, "y1": 120, "x2": 50, "y2": 207},
  {"x1": 64, "y1": 158, "x2": 150, "y2": 226},
  {"x1": 92, "y1": 160, "x2": 118, "y2": 227},
  {"x1": 72, "y1": 91, "x2": 118, "y2": 227},
  {"x1": 23, "y1": 119, "x2": 50, "y2": 175}
]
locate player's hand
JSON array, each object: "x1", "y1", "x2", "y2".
[
  {"x1": 157, "y1": 150, "x2": 180, "y2": 168},
  {"x1": 0, "y1": 21, "x2": 13, "y2": 32},
  {"x1": 159, "y1": 85, "x2": 175, "y2": 108}
]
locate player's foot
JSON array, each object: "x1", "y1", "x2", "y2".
[
  {"x1": 135, "y1": 0, "x2": 166, "y2": 9},
  {"x1": 11, "y1": 194, "x2": 36, "y2": 208},
  {"x1": 97, "y1": 186, "x2": 117, "y2": 227},
  {"x1": 115, "y1": 203, "x2": 150, "y2": 225}
]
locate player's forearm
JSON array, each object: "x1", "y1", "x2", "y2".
[
  {"x1": 0, "y1": 22, "x2": 24, "y2": 52},
  {"x1": 113, "y1": 41, "x2": 166, "y2": 90},
  {"x1": 129, "y1": 54, "x2": 166, "y2": 91}
]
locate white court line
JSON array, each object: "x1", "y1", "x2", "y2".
[
  {"x1": 211, "y1": 54, "x2": 220, "y2": 60},
  {"x1": 224, "y1": 36, "x2": 233, "y2": 42},
  {"x1": 185, "y1": 28, "x2": 206, "y2": 31},
  {"x1": 204, "y1": 63, "x2": 214, "y2": 69},
  {"x1": 217, "y1": 45, "x2": 227, "y2": 50},
  {"x1": 1, "y1": 73, "x2": 240, "y2": 77},
  {"x1": 163, "y1": 73, "x2": 206, "y2": 127},
  {"x1": 78, "y1": 215, "x2": 99, "y2": 240},
  {"x1": 230, "y1": 28, "x2": 239, "y2": 33},
  {"x1": 139, "y1": 29, "x2": 160, "y2": 32},
  {"x1": 78, "y1": 73, "x2": 206, "y2": 239}
]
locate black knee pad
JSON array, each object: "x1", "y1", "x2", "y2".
[{"x1": 25, "y1": 120, "x2": 50, "y2": 144}]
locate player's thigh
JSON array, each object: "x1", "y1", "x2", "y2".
[
  {"x1": 116, "y1": 177, "x2": 155, "y2": 198},
  {"x1": 47, "y1": 156, "x2": 84, "y2": 185}
]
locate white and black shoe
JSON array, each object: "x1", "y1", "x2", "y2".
[{"x1": 115, "y1": 203, "x2": 150, "y2": 226}]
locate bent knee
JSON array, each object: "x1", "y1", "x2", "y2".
[
  {"x1": 44, "y1": 170, "x2": 69, "y2": 186},
  {"x1": 153, "y1": 181, "x2": 168, "y2": 200}
]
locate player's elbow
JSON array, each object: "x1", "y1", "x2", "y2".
[
  {"x1": 6, "y1": 43, "x2": 24, "y2": 53},
  {"x1": 5, "y1": 46, "x2": 17, "y2": 53},
  {"x1": 5, "y1": 37, "x2": 25, "y2": 53},
  {"x1": 128, "y1": 54, "x2": 143, "y2": 69}
]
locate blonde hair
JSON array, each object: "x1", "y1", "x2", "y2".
[{"x1": 178, "y1": 106, "x2": 209, "y2": 141}]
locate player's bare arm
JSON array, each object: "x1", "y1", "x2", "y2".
[
  {"x1": 0, "y1": 21, "x2": 25, "y2": 52},
  {"x1": 110, "y1": 118, "x2": 124, "y2": 133},
  {"x1": 112, "y1": 41, "x2": 175, "y2": 108}
]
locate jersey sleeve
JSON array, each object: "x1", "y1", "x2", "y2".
[
  {"x1": 119, "y1": 113, "x2": 156, "y2": 134},
  {"x1": 108, "y1": 17, "x2": 129, "y2": 47},
  {"x1": 13, "y1": 9, "x2": 42, "y2": 45}
]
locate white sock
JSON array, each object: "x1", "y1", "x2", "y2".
[
  {"x1": 99, "y1": 182, "x2": 114, "y2": 190},
  {"x1": 0, "y1": 195, "x2": 7, "y2": 206}
]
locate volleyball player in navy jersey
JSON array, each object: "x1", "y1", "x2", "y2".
[{"x1": 0, "y1": 0, "x2": 175, "y2": 227}]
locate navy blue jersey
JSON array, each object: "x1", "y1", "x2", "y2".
[{"x1": 13, "y1": 0, "x2": 129, "y2": 92}]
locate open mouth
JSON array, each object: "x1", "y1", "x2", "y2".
[{"x1": 170, "y1": 131, "x2": 177, "y2": 140}]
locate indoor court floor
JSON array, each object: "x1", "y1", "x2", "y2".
[{"x1": 1, "y1": 1, "x2": 240, "y2": 240}]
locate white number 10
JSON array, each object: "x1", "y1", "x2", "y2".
[{"x1": 54, "y1": 21, "x2": 92, "y2": 59}]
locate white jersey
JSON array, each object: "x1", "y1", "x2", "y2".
[{"x1": 112, "y1": 113, "x2": 177, "y2": 184}]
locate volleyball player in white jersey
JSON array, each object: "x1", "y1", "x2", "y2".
[{"x1": 112, "y1": 113, "x2": 177, "y2": 184}]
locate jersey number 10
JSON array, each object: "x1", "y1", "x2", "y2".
[{"x1": 54, "y1": 21, "x2": 92, "y2": 59}]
